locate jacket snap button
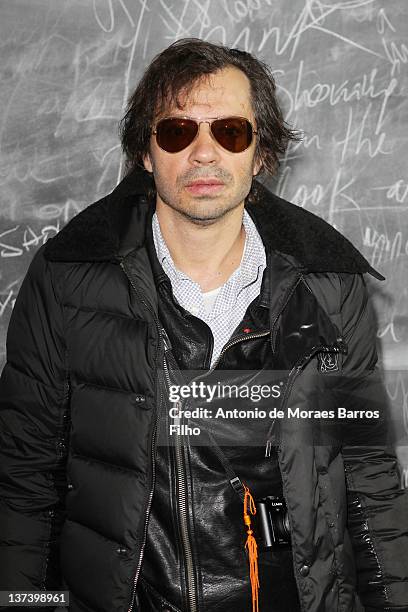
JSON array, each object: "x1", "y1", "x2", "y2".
[
  {"x1": 134, "y1": 395, "x2": 148, "y2": 408},
  {"x1": 299, "y1": 564, "x2": 310, "y2": 577},
  {"x1": 116, "y1": 547, "x2": 126, "y2": 554},
  {"x1": 133, "y1": 395, "x2": 151, "y2": 410},
  {"x1": 67, "y1": 484, "x2": 73, "y2": 490}
]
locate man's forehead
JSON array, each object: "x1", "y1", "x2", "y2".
[{"x1": 156, "y1": 67, "x2": 253, "y2": 118}]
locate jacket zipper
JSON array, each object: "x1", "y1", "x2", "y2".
[
  {"x1": 207, "y1": 330, "x2": 271, "y2": 373},
  {"x1": 162, "y1": 327, "x2": 271, "y2": 612},
  {"x1": 162, "y1": 332, "x2": 199, "y2": 612},
  {"x1": 119, "y1": 259, "x2": 164, "y2": 612},
  {"x1": 175, "y1": 417, "x2": 197, "y2": 612}
]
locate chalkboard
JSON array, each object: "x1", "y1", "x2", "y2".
[{"x1": 1, "y1": 0, "x2": 407, "y2": 446}]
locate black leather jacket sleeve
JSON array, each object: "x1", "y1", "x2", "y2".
[
  {"x1": 0, "y1": 247, "x2": 68, "y2": 593},
  {"x1": 338, "y1": 274, "x2": 408, "y2": 611}
]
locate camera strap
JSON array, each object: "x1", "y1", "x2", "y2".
[{"x1": 205, "y1": 428, "x2": 246, "y2": 500}]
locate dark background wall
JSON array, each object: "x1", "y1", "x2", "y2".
[{"x1": 0, "y1": 1, "x2": 407, "y2": 445}]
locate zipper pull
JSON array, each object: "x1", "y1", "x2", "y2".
[{"x1": 162, "y1": 328, "x2": 172, "y2": 351}]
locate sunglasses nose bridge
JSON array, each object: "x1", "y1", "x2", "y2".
[
  {"x1": 190, "y1": 120, "x2": 220, "y2": 149},
  {"x1": 196, "y1": 120, "x2": 212, "y2": 137}
]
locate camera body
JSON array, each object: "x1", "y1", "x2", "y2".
[{"x1": 254, "y1": 495, "x2": 291, "y2": 549}]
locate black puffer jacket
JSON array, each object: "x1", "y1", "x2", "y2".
[{"x1": 1, "y1": 170, "x2": 407, "y2": 612}]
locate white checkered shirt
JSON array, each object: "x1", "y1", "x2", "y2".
[{"x1": 152, "y1": 209, "x2": 266, "y2": 368}]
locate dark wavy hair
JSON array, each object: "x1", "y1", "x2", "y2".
[{"x1": 119, "y1": 38, "x2": 300, "y2": 198}]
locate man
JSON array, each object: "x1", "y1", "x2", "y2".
[{"x1": 0, "y1": 38, "x2": 407, "y2": 612}]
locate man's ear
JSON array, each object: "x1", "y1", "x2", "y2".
[
  {"x1": 253, "y1": 154, "x2": 263, "y2": 176},
  {"x1": 143, "y1": 152, "x2": 153, "y2": 173}
]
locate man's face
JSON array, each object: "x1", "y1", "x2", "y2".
[{"x1": 143, "y1": 66, "x2": 262, "y2": 225}]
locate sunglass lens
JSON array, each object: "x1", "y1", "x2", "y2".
[
  {"x1": 211, "y1": 118, "x2": 253, "y2": 152},
  {"x1": 156, "y1": 118, "x2": 198, "y2": 153}
]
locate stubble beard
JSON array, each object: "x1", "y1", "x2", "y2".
[
  {"x1": 154, "y1": 169, "x2": 254, "y2": 226},
  {"x1": 159, "y1": 192, "x2": 244, "y2": 226}
]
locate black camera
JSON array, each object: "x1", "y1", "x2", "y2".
[{"x1": 254, "y1": 495, "x2": 291, "y2": 549}]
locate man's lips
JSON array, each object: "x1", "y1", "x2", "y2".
[{"x1": 185, "y1": 179, "x2": 225, "y2": 195}]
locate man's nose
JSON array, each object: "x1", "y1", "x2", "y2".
[{"x1": 187, "y1": 122, "x2": 221, "y2": 165}]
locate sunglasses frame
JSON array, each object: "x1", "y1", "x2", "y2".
[{"x1": 151, "y1": 115, "x2": 258, "y2": 153}]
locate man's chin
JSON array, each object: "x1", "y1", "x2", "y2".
[
  {"x1": 174, "y1": 195, "x2": 244, "y2": 224},
  {"x1": 177, "y1": 204, "x2": 236, "y2": 225}
]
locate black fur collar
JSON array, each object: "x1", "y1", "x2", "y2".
[{"x1": 44, "y1": 168, "x2": 383, "y2": 280}]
